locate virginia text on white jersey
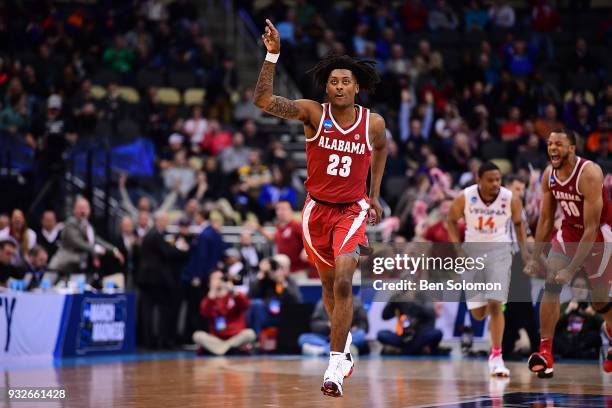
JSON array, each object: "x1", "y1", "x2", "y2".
[{"x1": 463, "y1": 184, "x2": 513, "y2": 243}]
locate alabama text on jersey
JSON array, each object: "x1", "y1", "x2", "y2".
[{"x1": 304, "y1": 102, "x2": 372, "y2": 203}]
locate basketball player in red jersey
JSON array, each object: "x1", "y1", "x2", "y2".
[
  {"x1": 524, "y1": 129, "x2": 612, "y2": 378},
  {"x1": 253, "y1": 20, "x2": 387, "y2": 397}
]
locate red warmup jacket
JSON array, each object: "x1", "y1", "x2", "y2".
[{"x1": 200, "y1": 292, "x2": 250, "y2": 340}]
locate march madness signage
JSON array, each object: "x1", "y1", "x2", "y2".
[
  {"x1": 78, "y1": 297, "x2": 128, "y2": 352},
  {"x1": 0, "y1": 292, "x2": 135, "y2": 358},
  {"x1": 60, "y1": 293, "x2": 136, "y2": 356}
]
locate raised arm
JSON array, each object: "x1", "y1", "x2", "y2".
[
  {"x1": 368, "y1": 113, "x2": 387, "y2": 224},
  {"x1": 252, "y1": 19, "x2": 321, "y2": 127}
]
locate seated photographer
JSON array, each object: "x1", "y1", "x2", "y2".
[
  {"x1": 247, "y1": 255, "x2": 302, "y2": 335},
  {"x1": 553, "y1": 273, "x2": 603, "y2": 359},
  {"x1": 298, "y1": 298, "x2": 369, "y2": 356},
  {"x1": 377, "y1": 291, "x2": 443, "y2": 355},
  {"x1": 192, "y1": 270, "x2": 256, "y2": 355}
]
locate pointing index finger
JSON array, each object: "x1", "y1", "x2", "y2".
[{"x1": 265, "y1": 19, "x2": 278, "y2": 33}]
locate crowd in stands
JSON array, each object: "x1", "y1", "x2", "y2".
[{"x1": 0, "y1": 0, "x2": 611, "y2": 357}]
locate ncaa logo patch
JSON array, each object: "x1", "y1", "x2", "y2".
[
  {"x1": 470, "y1": 196, "x2": 477, "y2": 204},
  {"x1": 550, "y1": 175, "x2": 555, "y2": 185},
  {"x1": 354, "y1": 134, "x2": 360, "y2": 140},
  {"x1": 323, "y1": 119, "x2": 333, "y2": 129}
]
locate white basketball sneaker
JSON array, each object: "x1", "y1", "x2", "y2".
[
  {"x1": 488, "y1": 354, "x2": 510, "y2": 377},
  {"x1": 339, "y1": 352, "x2": 354, "y2": 378},
  {"x1": 339, "y1": 331, "x2": 355, "y2": 378},
  {"x1": 321, "y1": 361, "x2": 344, "y2": 398}
]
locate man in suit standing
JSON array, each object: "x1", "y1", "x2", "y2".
[
  {"x1": 49, "y1": 197, "x2": 124, "y2": 279},
  {"x1": 37, "y1": 210, "x2": 63, "y2": 260},
  {"x1": 138, "y1": 211, "x2": 190, "y2": 349},
  {"x1": 180, "y1": 209, "x2": 226, "y2": 343},
  {"x1": 113, "y1": 216, "x2": 139, "y2": 289}
]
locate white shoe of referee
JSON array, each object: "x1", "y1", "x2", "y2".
[
  {"x1": 339, "y1": 331, "x2": 355, "y2": 378},
  {"x1": 488, "y1": 354, "x2": 510, "y2": 377}
]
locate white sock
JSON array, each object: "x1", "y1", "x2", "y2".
[{"x1": 344, "y1": 331, "x2": 352, "y2": 354}]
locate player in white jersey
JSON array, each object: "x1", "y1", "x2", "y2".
[{"x1": 448, "y1": 162, "x2": 528, "y2": 377}]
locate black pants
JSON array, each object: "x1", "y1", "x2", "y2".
[
  {"x1": 140, "y1": 285, "x2": 176, "y2": 349},
  {"x1": 502, "y1": 252, "x2": 539, "y2": 357},
  {"x1": 554, "y1": 331, "x2": 602, "y2": 359},
  {"x1": 377, "y1": 328, "x2": 443, "y2": 355},
  {"x1": 181, "y1": 282, "x2": 206, "y2": 343}
]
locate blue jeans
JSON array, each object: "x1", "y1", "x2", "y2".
[
  {"x1": 377, "y1": 328, "x2": 443, "y2": 355},
  {"x1": 298, "y1": 329, "x2": 367, "y2": 354},
  {"x1": 247, "y1": 299, "x2": 279, "y2": 335}
]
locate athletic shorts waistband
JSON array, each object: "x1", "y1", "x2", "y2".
[{"x1": 308, "y1": 194, "x2": 358, "y2": 207}]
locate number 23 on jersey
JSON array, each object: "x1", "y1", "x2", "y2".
[{"x1": 326, "y1": 154, "x2": 352, "y2": 178}]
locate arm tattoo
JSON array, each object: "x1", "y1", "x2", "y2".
[
  {"x1": 254, "y1": 61, "x2": 302, "y2": 120},
  {"x1": 265, "y1": 96, "x2": 301, "y2": 119}
]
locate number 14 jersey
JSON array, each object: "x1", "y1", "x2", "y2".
[
  {"x1": 304, "y1": 102, "x2": 372, "y2": 203},
  {"x1": 463, "y1": 184, "x2": 513, "y2": 243}
]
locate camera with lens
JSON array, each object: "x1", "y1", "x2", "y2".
[{"x1": 268, "y1": 258, "x2": 280, "y2": 273}]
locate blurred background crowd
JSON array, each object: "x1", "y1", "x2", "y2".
[{"x1": 0, "y1": 0, "x2": 610, "y2": 358}]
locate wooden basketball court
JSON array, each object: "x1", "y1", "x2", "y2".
[{"x1": 3, "y1": 354, "x2": 611, "y2": 407}]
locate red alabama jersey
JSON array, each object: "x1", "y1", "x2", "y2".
[
  {"x1": 549, "y1": 156, "x2": 612, "y2": 233},
  {"x1": 304, "y1": 103, "x2": 372, "y2": 203}
]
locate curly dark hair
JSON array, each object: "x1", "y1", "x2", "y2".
[{"x1": 306, "y1": 54, "x2": 380, "y2": 93}]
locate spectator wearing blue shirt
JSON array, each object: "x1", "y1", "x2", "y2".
[
  {"x1": 276, "y1": 9, "x2": 296, "y2": 45},
  {"x1": 399, "y1": 90, "x2": 435, "y2": 149},
  {"x1": 180, "y1": 210, "x2": 227, "y2": 343},
  {"x1": 479, "y1": 53, "x2": 500, "y2": 87},
  {"x1": 375, "y1": 27, "x2": 396, "y2": 61},
  {"x1": 505, "y1": 40, "x2": 535, "y2": 77},
  {"x1": 257, "y1": 165, "x2": 297, "y2": 223},
  {"x1": 352, "y1": 23, "x2": 370, "y2": 58},
  {"x1": 464, "y1": 0, "x2": 488, "y2": 32}
]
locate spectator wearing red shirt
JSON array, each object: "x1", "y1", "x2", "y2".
[
  {"x1": 423, "y1": 199, "x2": 465, "y2": 259},
  {"x1": 257, "y1": 200, "x2": 311, "y2": 276},
  {"x1": 500, "y1": 106, "x2": 524, "y2": 157},
  {"x1": 534, "y1": 103, "x2": 564, "y2": 140},
  {"x1": 500, "y1": 107, "x2": 524, "y2": 143},
  {"x1": 201, "y1": 119, "x2": 233, "y2": 156},
  {"x1": 192, "y1": 271, "x2": 255, "y2": 355},
  {"x1": 530, "y1": 0, "x2": 560, "y2": 60},
  {"x1": 401, "y1": 0, "x2": 428, "y2": 33}
]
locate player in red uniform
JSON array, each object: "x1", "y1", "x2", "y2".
[
  {"x1": 524, "y1": 129, "x2": 612, "y2": 377},
  {"x1": 253, "y1": 20, "x2": 387, "y2": 397}
]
